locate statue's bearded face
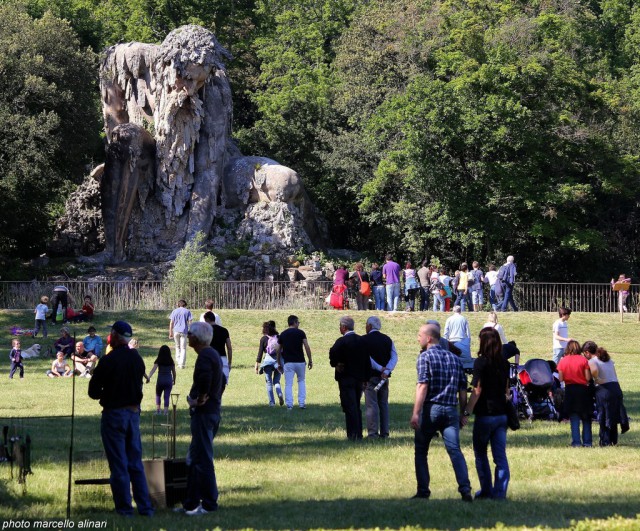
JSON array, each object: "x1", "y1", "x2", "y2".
[{"x1": 175, "y1": 63, "x2": 210, "y2": 96}]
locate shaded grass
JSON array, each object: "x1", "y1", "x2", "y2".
[{"x1": 0, "y1": 309, "x2": 639, "y2": 530}]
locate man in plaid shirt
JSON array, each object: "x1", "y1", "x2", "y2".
[{"x1": 410, "y1": 323, "x2": 472, "y2": 501}]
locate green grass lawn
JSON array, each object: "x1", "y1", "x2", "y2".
[{"x1": 0, "y1": 309, "x2": 639, "y2": 530}]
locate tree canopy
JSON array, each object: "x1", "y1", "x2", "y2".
[
  {"x1": 4, "y1": 0, "x2": 640, "y2": 280},
  {"x1": 0, "y1": 1, "x2": 99, "y2": 256}
]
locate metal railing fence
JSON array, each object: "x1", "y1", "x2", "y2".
[{"x1": 0, "y1": 280, "x2": 636, "y2": 313}]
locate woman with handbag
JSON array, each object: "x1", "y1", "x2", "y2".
[
  {"x1": 351, "y1": 262, "x2": 371, "y2": 311},
  {"x1": 464, "y1": 327, "x2": 511, "y2": 500}
]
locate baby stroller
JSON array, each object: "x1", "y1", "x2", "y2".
[{"x1": 513, "y1": 359, "x2": 559, "y2": 421}]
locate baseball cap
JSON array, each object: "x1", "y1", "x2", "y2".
[{"x1": 108, "y1": 321, "x2": 133, "y2": 338}]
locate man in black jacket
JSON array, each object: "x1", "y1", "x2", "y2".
[
  {"x1": 88, "y1": 321, "x2": 153, "y2": 517},
  {"x1": 179, "y1": 321, "x2": 224, "y2": 516},
  {"x1": 361, "y1": 316, "x2": 398, "y2": 438},
  {"x1": 329, "y1": 316, "x2": 371, "y2": 440}
]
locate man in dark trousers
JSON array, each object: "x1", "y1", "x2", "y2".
[
  {"x1": 498, "y1": 255, "x2": 518, "y2": 312},
  {"x1": 329, "y1": 316, "x2": 371, "y2": 440},
  {"x1": 179, "y1": 321, "x2": 224, "y2": 516},
  {"x1": 361, "y1": 316, "x2": 398, "y2": 438},
  {"x1": 203, "y1": 311, "x2": 233, "y2": 389},
  {"x1": 410, "y1": 323, "x2": 472, "y2": 501},
  {"x1": 88, "y1": 321, "x2": 153, "y2": 517}
]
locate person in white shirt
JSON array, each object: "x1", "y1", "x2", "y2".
[
  {"x1": 444, "y1": 306, "x2": 473, "y2": 369},
  {"x1": 485, "y1": 265, "x2": 499, "y2": 311},
  {"x1": 552, "y1": 307, "x2": 573, "y2": 364},
  {"x1": 199, "y1": 299, "x2": 221, "y2": 326}
]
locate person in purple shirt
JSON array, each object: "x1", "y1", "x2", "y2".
[
  {"x1": 334, "y1": 265, "x2": 349, "y2": 286},
  {"x1": 382, "y1": 254, "x2": 401, "y2": 311}
]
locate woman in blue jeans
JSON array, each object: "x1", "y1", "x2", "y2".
[
  {"x1": 370, "y1": 263, "x2": 386, "y2": 310},
  {"x1": 255, "y1": 321, "x2": 284, "y2": 406},
  {"x1": 465, "y1": 327, "x2": 510, "y2": 499}
]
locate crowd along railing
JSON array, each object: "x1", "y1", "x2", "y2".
[{"x1": 0, "y1": 280, "x2": 636, "y2": 313}]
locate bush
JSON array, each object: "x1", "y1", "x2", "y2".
[{"x1": 164, "y1": 232, "x2": 218, "y2": 302}]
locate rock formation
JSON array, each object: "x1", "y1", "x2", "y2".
[{"x1": 53, "y1": 24, "x2": 327, "y2": 267}]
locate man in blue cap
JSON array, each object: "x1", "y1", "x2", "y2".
[{"x1": 89, "y1": 321, "x2": 153, "y2": 517}]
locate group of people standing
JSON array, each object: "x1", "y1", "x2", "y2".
[
  {"x1": 551, "y1": 307, "x2": 628, "y2": 447},
  {"x1": 333, "y1": 255, "x2": 519, "y2": 313}
]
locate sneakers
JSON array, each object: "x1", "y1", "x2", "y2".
[
  {"x1": 185, "y1": 504, "x2": 217, "y2": 516},
  {"x1": 461, "y1": 492, "x2": 473, "y2": 502},
  {"x1": 278, "y1": 395, "x2": 284, "y2": 406},
  {"x1": 411, "y1": 493, "x2": 430, "y2": 499}
]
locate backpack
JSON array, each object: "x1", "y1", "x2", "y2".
[
  {"x1": 430, "y1": 277, "x2": 444, "y2": 291},
  {"x1": 266, "y1": 335, "x2": 279, "y2": 357},
  {"x1": 467, "y1": 271, "x2": 475, "y2": 285}
]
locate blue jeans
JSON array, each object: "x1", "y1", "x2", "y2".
[
  {"x1": 101, "y1": 408, "x2": 153, "y2": 516},
  {"x1": 489, "y1": 286, "x2": 498, "y2": 311},
  {"x1": 499, "y1": 283, "x2": 518, "y2": 311},
  {"x1": 385, "y1": 283, "x2": 400, "y2": 311},
  {"x1": 552, "y1": 347, "x2": 565, "y2": 365},
  {"x1": 373, "y1": 285, "x2": 386, "y2": 310},
  {"x1": 263, "y1": 365, "x2": 282, "y2": 405},
  {"x1": 570, "y1": 414, "x2": 592, "y2": 447},
  {"x1": 415, "y1": 403, "x2": 471, "y2": 496},
  {"x1": 185, "y1": 412, "x2": 221, "y2": 511},
  {"x1": 34, "y1": 319, "x2": 48, "y2": 338},
  {"x1": 454, "y1": 291, "x2": 467, "y2": 312},
  {"x1": 365, "y1": 376, "x2": 389, "y2": 437},
  {"x1": 472, "y1": 415, "x2": 509, "y2": 499},
  {"x1": 432, "y1": 292, "x2": 445, "y2": 312}
]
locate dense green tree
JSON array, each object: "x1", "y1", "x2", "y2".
[
  {"x1": 0, "y1": 2, "x2": 100, "y2": 256},
  {"x1": 328, "y1": 0, "x2": 640, "y2": 279},
  {"x1": 235, "y1": 0, "x2": 365, "y2": 240}
]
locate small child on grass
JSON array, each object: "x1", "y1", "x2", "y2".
[
  {"x1": 47, "y1": 351, "x2": 72, "y2": 378},
  {"x1": 34, "y1": 296, "x2": 49, "y2": 338},
  {"x1": 147, "y1": 345, "x2": 176, "y2": 415},
  {"x1": 9, "y1": 338, "x2": 24, "y2": 379}
]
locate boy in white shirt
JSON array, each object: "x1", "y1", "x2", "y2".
[
  {"x1": 34, "y1": 295, "x2": 49, "y2": 338},
  {"x1": 552, "y1": 307, "x2": 573, "y2": 364}
]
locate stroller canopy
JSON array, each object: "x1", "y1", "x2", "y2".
[{"x1": 521, "y1": 358, "x2": 554, "y2": 388}]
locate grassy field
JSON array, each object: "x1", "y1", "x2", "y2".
[{"x1": 0, "y1": 309, "x2": 639, "y2": 531}]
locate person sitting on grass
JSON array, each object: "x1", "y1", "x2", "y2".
[
  {"x1": 71, "y1": 341, "x2": 98, "y2": 378},
  {"x1": 54, "y1": 327, "x2": 74, "y2": 357},
  {"x1": 83, "y1": 326, "x2": 104, "y2": 358},
  {"x1": 81, "y1": 295, "x2": 95, "y2": 321},
  {"x1": 47, "y1": 351, "x2": 72, "y2": 378}
]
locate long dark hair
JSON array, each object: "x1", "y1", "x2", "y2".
[
  {"x1": 582, "y1": 341, "x2": 597, "y2": 356},
  {"x1": 263, "y1": 320, "x2": 278, "y2": 336},
  {"x1": 596, "y1": 347, "x2": 611, "y2": 363},
  {"x1": 155, "y1": 345, "x2": 174, "y2": 366},
  {"x1": 477, "y1": 328, "x2": 503, "y2": 363}
]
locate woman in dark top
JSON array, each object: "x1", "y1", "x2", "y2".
[
  {"x1": 350, "y1": 262, "x2": 370, "y2": 311},
  {"x1": 255, "y1": 321, "x2": 283, "y2": 406},
  {"x1": 54, "y1": 327, "x2": 74, "y2": 357},
  {"x1": 465, "y1": 327, "x2": 510, "y2": 499},
  {"x1": 370, "y1": 263, "x2": 385, "y2": 310}
]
